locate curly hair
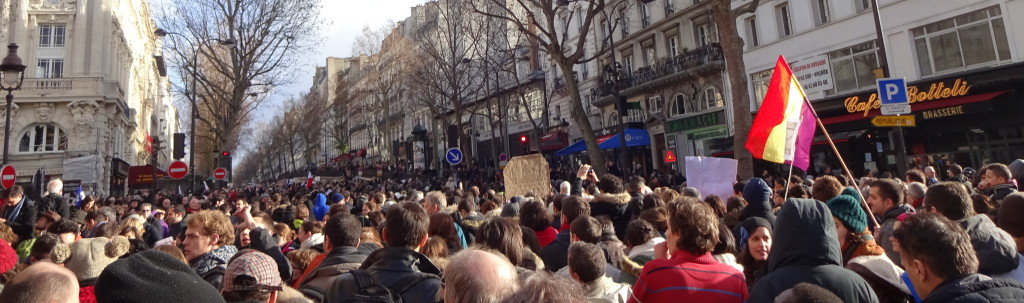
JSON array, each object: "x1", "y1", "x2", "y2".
[
  {"x1": 187, "y1": 210, "x2": 235, "y2": 246},
  {"x1": 518, "y1": 200, "x2": 552, "y2": 231},
  {"x1": 667, "y1": 197, "x2": 719, "y2": 255}
]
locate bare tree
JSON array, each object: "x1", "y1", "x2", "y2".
[
  {"x1": 353, "y1": 22, "x2": 417, "y2": 162},
  {"x1": 710, "y1": 0, "x2": 760, "y2": 179},
  {"x1": 155, "y1": 0, "x2": 324, "y2": 174}
]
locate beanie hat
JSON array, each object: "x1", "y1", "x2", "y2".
[
  {"x1": 66, "y1": 236, "x2": 130, "y2": 281},
  {"x1": 500, "y1": 201, "x2": 522, "y2": 218},
  {"x1": 998, "y1": 193, "x2": 1024, "y2": 238},
  {"x1": 826, "y1": 195, "x2": 868, "y2": 233},
  {"x1": 329, "y1": 192, "x2": 345, "y2": 204},
  {"x1": 841, "y1": 187, "x2": 862, "y2": 202},
  {"x1": 50, "y1": 242, "x2": 71, "y2": 264},
  {"x1": 737, "y1": 217, "x2": 773, "y2": 253},
  {"x1": 0, "y1": 238, "x2": 16, "y2": 274},
  {"x1": 95, "y1": 250, "x2": 226, "y2": 303},
  {"x1": 222, "y1": 250, "x2": 283, "y2": 292}
]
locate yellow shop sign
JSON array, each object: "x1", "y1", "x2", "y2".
[{"x1": 844, "y1": 79, "x2": 971, "y2": 116}]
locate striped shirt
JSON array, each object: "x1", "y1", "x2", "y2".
[{"x1": 629, "y1": 250, "x2": 748, "y2": 303}]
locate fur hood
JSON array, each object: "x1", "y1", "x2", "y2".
[{"x1": 592, "y1": 192, "x2": 632, "y2": 206}]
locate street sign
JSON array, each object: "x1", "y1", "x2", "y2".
[
  {"x1": 877, "y1": 78, "x2": 909, "y2": 105},
  {"x1": 213, "y1": 167, "x2": 228, "y2": 180},
  {"x1": 881, "y1": 104, "x2": 911, "y2": 115},
  {"x1": 167, "y1": 161, "x2": 188, "y2": 179},
  {"x1": 664, "y1": 150, "x2": 677, "y2": 163},
  {"x1": 446, "y1": 148, "x2": 463, "y2": 165},
  {"x1": 871, "y1": 115, "x2": 917, "y2": 127},
  {"x1": 498, "y1": 153, "x2": 508, "y2": 162},
  {"x1": 0, "y1": 165, "x2": 15, "y2": 189}
]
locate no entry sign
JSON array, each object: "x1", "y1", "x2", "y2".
[
  {"x1": 167, "y1": 161, "x2": 188, "y2": 179},
  {"x1": 0, "y1": 165, "x2": 14, "y2": 189},
  {"x1": 213, "y1": 167, "x2": 228, "y2": 180}
]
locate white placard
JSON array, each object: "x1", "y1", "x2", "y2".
[{"x1": 684, "y1": 156, "x2": 739, "y2": 200}]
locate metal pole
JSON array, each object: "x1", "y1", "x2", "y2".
[
  {"x1": 3, "y1": 91, "x2": 12, "y2": 164},
  {"x1": 189, "y1": 47, "x2": 198, "y2": 194},
  {"x1": 870, "y1": 0, "x2": 908, "y2": 174}
]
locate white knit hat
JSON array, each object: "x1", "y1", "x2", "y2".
[{"x1": 65, "y1": 236, "x2": 130, "y2": 281}]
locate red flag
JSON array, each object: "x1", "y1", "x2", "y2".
[{"x1": 305, "y1": 171, "x2": 314, "y2": 189}]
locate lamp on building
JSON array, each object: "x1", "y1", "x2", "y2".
[{"x1": 0, "y1": 44, "x2": 27, "y2": 165}]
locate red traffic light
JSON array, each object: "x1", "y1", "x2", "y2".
[
  {"x1": 519, "y1": 136, "x2": 527, "y2": 143},
  {"x1": 221, "y1": 151, "x2": 230, "y2": 157}
]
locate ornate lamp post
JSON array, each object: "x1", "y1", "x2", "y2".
[{"x1": 0, "y1": 44, "x2": 27, "y2": 165}]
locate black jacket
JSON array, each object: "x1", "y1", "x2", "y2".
[
  {"x1": 960, "y1": 214, "x2": 1020, "y2": 275},
  {"x1": 38, "y1": 192, "x2": 70, "y2": 220},
  {"x1": 324, "y1": 247, "x2": 442, "y2": 303},
  {"x1": 749, "y1": 199, "x2": 879, "y2": 303},
  {"x1": 922, "y1": 273, "x2": 1024, "y2": 303},
  {"x1": 589, "y1": 192, "x2": 633, "y2": 240},
  {"x1": 299, "y1": 246, "x2": 366, "y2": 302},
  {"x1": 3, "y1": 198, "x2": 36, "y2": 242},
  {"x1": 249, "y1": 227, "x2": 292, "y2": 283},
  {"x1": 540, "y1": 229, "x2": 572, "y2": 272},
  {"x1": 740, "y1": 178, "x2": 777, "y2": 226}
]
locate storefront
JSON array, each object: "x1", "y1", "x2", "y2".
[
  {"x1": 110, "y1": 158, "x2": 129, "y2": 197},
  {"x1": 665, "y1": 109, "x2": 730, "y2": 174}
]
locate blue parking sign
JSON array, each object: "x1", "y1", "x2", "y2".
[{"x1": 877, "y1": 78, "x2": 908, "y2": 105}]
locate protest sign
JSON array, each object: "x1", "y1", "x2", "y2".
[
  {"x1": 684, "y1": 156, "x2": 738, "y2": 200},
  {"x1": 503, "y1": 154, "x2": 551, "y2": 202}
]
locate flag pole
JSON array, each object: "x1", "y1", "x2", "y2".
[
  {"x1": 804, "y1": 99, "x2": 881, "y2": 231},
  {"x1": 783, "y1": 163, "x2": 794, "y2": 199}
]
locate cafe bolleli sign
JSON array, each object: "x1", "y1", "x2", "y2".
[{"x1": 844, "y1": 78, "x2": 971, "y2": 117}]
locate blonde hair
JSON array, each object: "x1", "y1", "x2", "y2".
[
  {"x1": 120, "y1": 216, "x2": 145, "y2": 237},
  {"x1": 187, "y1": 210, "x2": 235, "y2": 246},
  {"x1": 152, "y1": 244, "x2": 188, "y2": 263}
]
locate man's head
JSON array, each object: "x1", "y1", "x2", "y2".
[
  {"x1": 323, "y1": 214, "x2": 361, "y2": 250},
  {"x1": 443, "y1": 249, "x2": 519, "y2": 303},
  {"x1": 596, "y1": 174, "x2": 625, "y2": 195},
  {"x1": 559, "y1": 196, "x2": 591, "y2": 227},
  {"x1": 982, "y1": 163, "x2": 1012, "y2": 186},
  {"x1": 183, "y1": 210, "x2": 235, "y2": 261},
  {"x1": 868, "y1": 179, "x2": 904, "y2": 217},
  {"x1": 46, "y1": 179, "x2": 63, "y2": 194},
  {"x1": 384, "y1": 202, "x2": 430, "y2": 250},
  {"x1": 906, "y1": 182, "x2": 927, "y2": 206},
  {"x1": 893, "y1": 213, "x2": 978, "y2": 299},
  {"x1": 948, "y1": 164, "x2": 963, "y2": 177},
  {"x1": 924, "y1": 166, "x2": 937, "y2": 178},
  {"x1": 297, "y1": 221, "x2": 323, "y2": 243},
  {"x1": 5, "y1": 185, "x2": 24, "y2": 206},
  {"x1": 222, "y1": 250, "x2": 282, "y2": 303},
  {"x1": 421, "y1": 191, "x2": 447, "y2": 215},
  {"x1": 905, "y1": 170, "x2": 926, "y2": 184},
  {"x1": 29, "y1": 233, "x2": 61, "y2": 264},
  {"x1": 627, "y1": 176, "x2": 645, "y2": 194},
  {"x1": 0, "y1": 261, "x2": 79, "y2": 303},
  {"x1": 569, "y1": 215, "x2": 601, "y2": 244},
  {"x1": 140, "y1": 203, "x2": 153, "y2": 218},
  {"x1": 47, "y1": 219, "x2": 79, "y2": 244},
  {"x1": 567, "y1": 242, "x2": 606, "y2": 284},
  {"x1": 923, "y1": 182, "x2": 974, "y2": 221},
  {"x1": 666, "y1": 197, "x2": 719, "y2": 255},
  {"x1": 811, "y1": 175, "x2": 843, "y2": 203},
  {"x1": 167, "y1": 205, "x2": 186, "y2": 223}
]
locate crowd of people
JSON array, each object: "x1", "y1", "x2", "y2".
[{"x1": 1, "y1": 159, "x2": 1024, "y2": 303}]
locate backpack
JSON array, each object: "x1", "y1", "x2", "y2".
[{"x1": 336, "y1": 269, "x2": 430, "y2": 303}]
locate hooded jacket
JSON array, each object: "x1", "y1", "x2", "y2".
[
  {"x1": 312, "y1": 193, "x2": 329, "y2": 221},
  {"x1": 960, "y1": 214, "x2": 1020, "y2": 275},
  {"x1": 877, "y1": 204, "x2": 915, "y2": 265},
  {"x1": 299, "y1": 246, "x2": 367, "y2": 302},
  {"x1": 740, "y1": 178, "x2": 777, "y2": 227},
  {"x1": 324, "y1": 246, "x2": 442, "y2": 303},
  {"x1": 540, "y1": 229, "x2": 572, "y2": 272},
  {"x1": 749, "y1": 199, "x2": 878, "y2": 303},
  {"x1": 590, "y1": 192, "x2": 633, "y2": 239},
  {"x1": 922, "y1": 273, "x2": 1024, "y2": 303}
]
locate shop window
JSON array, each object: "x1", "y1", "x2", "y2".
[
  {"x1": 18, "y1": 124, "x2": 67, "y2": 153},
  {"x1": 699, "y1": 86, "x2": 724, "y2": 111},
  {"x1": 912, "y1": 6, "x2": 1010, "y2": 76},
  {"x1": 669, "y1": 95, "x2": 688, "y2": 117},
  {"x1": 827, "y1": 40, "x2": 880, "y2": 94}
]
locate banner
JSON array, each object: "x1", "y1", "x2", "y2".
[{"x1": 684, "y1": 156, "x2": 738, "y2": 200}]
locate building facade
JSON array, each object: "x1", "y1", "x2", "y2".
[{"x1": 2, "y1": 0, "x2": 176, "y2": 197}]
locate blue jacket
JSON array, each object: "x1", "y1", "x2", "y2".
[{"x1": 312, "y1": 193, "x2": 329, "y2": 221}]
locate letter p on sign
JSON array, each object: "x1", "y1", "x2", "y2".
[{"x1": 877, "y1": 78, "x2": 909, "y2": 105}]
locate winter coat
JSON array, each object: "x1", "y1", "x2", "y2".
[
  {"x1": 535, "y1": 226, "x2": 558, "y2": 247},
  {"x1": 740, "y1": 178, "x2": 777, "y2": 227},
  {"x1": 960, "y1": 214, "x2": 1020, "y2": 276},
  {"x1": 749, "y1": 198, "x2": 879, "y2": 303},
  {"x1": 189, "y1": 245, "x2": 238, "y2": 289},
  {"x1": 584, "y1": 276, "x2": 632, "y2": 303},
  {"x1": 877, "y1": 204, "x2": 915, "y2": 265},
  {"x1": 249, "y1": 227, "x2": 292, "y2": 283},
  {"x1": 2, "y1": 198, "x2": 36, "y2": 243},
  {"x1": 988, "y1": 183, "x2": 1017, "y2": 205},
  {"x1": 312, "y1": 193, "x2": 328, "y2": 221},
  {"x1": 324, "y1": 246, "x2": 442, "y2": 303},
  {"x1": 540, "y1": 229, "x2": 572, "y2": 272},
  {"x1": 844, "y1": 235, "x2": 912, "y2": 303},
  {"x1": 38, "y1": 192, "x2": 70, "y2": 220},
  {"x1": 590, "y1": 192, "x2": 634, "y2": 240},
  {"x1": 298, "y1": 246, "x2": 367, "y2": 302},
  {"x1": 922, "y1": 273, "x2": 1024, "y2": 303}
]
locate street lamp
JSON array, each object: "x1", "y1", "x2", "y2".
[
  {"x1": 0, "y1": 44, "x2": 27, "y2": 165},
  {"x1": 154, "y1": 28, "x2": 236, "y2": 193}
]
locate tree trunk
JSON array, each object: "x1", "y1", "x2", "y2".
[
  {"x1": 712, "y1": 0, "x2": 754, "y2": 179},
  {"x1": 558, "y1": 59, "x2": 608, "y2": 175}
]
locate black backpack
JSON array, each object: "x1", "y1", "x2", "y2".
[{"x1": 336, "y1": 269, "x2": 430, "y2": 303}]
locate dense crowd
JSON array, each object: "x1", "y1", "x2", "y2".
[{"x1": 1, "y1": 159, "x2": 1024, "y2": 303}]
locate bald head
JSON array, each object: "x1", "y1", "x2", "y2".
[
  {"x1": 443, "y1": 249, "x2": 519, "y2": 303},
  {"x1": 0, "y1": 262, "x2": 79, "y2": 303}
]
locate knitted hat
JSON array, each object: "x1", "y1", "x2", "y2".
[
  {"x1": 329, "y1": 192, "x2": 345, "y2": 204},
  {"x1": 66, "y1": 236, "x2": 130, "y2": 281},
  {"x1": 0, "y1": 238, "x2": 16, "y2": 274},
  {"x1": 95, "y1": 250, "x2": 226, "y2": 303},
  {"x1": 998, "y1": 193, "x2": 1024, "y2": 238},
  {"x1": 49, "y1": 242, "x2": 71, "y2": 264},
  {"x1": 826, "y1": 195, "x2": 868, "y2": 233},
  {"x1": 841, "y1": 187, "x2": 862, "y2": 202},
  {"x1": 222, "y1": 250, "x2": 283, "y2": 292},
  {"x1": 500, "y1": 201, "x2": 522, "y2": 218},
  {"x1": 737, "y1": 217, "x2": 773, "y2": 253}
]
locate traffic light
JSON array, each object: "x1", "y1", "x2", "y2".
[
  {"x1": 519, "y1": 135, "x2": 528, "y2": 154},
  {"x1": 220, "y1": 151, "x2": 232, "y2": 168},
  {"x1": 221, "y1": 151, "x2": 230, "y2": 157},
  {"x1": 519, "y1": 135, "x2": 528, "y2": 144},
  {"x1": 173, "y1": 133, "x2": 186, "y2": 159}
]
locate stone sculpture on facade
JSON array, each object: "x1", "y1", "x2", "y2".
[{"x1": 68, "y1": 100, "x2": 101, "y2": 151}]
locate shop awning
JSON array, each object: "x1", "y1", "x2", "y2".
[
  {"x1": 555, "y1": 128, "x2": 651, "y2": 156},
  {"x1": 539, "y1": 130, "x2": 569, "y2": 151}
]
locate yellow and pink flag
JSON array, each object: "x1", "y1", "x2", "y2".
[{"x1": 746, "y1": 56, "x2": 817, "y2": 170}]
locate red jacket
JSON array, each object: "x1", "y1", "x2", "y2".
[
  {"x1": 535, "y1": 226, "x2": 558, "y2": 248},
  {"x1": 629, "y1": 250, "x2": 748, "y2": 303}
]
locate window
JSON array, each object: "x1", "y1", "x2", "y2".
[
  {"x1": 641, "y1": 2, "x2": 651, "y2": 28},
  {"x1": 750, "y1": 69, "x2": 773, "y2": 109},
  {"x1": 828, "y1": 41, "x2": 880, "y2": 93},
  {"x1": 812, "y1": 0, "x2": 832, "y2": 26},
  {"x1": 38, "y1": 25, "x2": 66, "y2": 48},
  {"x1": 695, "y1": 22, "x2": 715, "y2": 47},
  {"x1": 576, "y1": 8, "x2": 584, "y2": 33},
  {"x1": 912, "y1": 6, "x2": 1010, "y2": 76},
  {"x1": 36, "y1": 59, "x2": 63, "y2": 78},
  {"x1": 628, "y1": 107, "x2": 646, "y2": 123},
  {"x1": 745, "y1": 17, "x2": 759, "y2": 47},
  {"x1": 649, "y1": 96, "x2": 664, "y2": 113},
  {"x1": 776, "y1": 3, "x2": 793, "y2": 38},
  {"x1": 554, "y1": 105, "x2": 562, "y2": 121},
  {"x1": 620, "y1": 8, "x2": 630, "y2": 37},
  {"x1": 855, "y1": 0, "x2": 871, "y2": 12},
  {"x1": 669, "y1": 95, "x2": 688, "y2": 117},
  {"x1": 623, "y1": 55, "x2": 634, "y2": 74},
  {"x1": 667, "y1": 35, "x2": 679, "y2": 57},
  {"x1": 643, "y1": 46, "x2": 656, "y2": 66},
  {"x1": 581, "y1": 59, "x2": 590, "y2": 79},
  {"x1": 699, "y1": 86, "x2": 724, "y2": 111},
  {"x1": 600, "y1": 20, "x2": 609, "y2": 42},
  {"x1": 18, "y1": 124, "x2": 67, "y2": 153},
  {"x1": 665, "y1": 0, "x2": 675, "y2": 15}
]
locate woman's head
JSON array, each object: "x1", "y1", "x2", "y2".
[
  {"x1": 739, "y1": 217, "x2": 773, "y2": 262},
  {"x1": 476, "y1": 217, "x2": 525, "y2": 267},
  {"x1": 518, "y1": 200, "x2": 552, "y2": 231},
  {"x1": 428, "y1": 213, "x2": 459, "y2": 247},
  {"x1": 624, "y1": 219, "x2": 659, "y2": 248}
]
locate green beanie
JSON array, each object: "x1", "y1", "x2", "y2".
[
  {"x1": 826, "y1": 195, "x2": 867, "y2": 233},
  {"x1": 841, "y1": 187, "x2": 862, "y2": 202}
]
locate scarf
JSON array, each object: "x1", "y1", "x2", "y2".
[
  {"x1": 3, "y1": 197, "x2": 25, "y2": 222},
  {"x1": 190, "y1": 245, "x2": 238, "y2": 277},
  {"x1": 300, "y1": 233, "x2": 324, "y2": 250}
]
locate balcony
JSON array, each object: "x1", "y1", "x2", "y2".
[
  {"x1": 19, "y1": 77, "x2": 107, "y2": 98},
  {"x1": 591, "y1": 44, "x2": 724, "y2": 107}
]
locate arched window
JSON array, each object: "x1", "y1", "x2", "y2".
[
  {"x1": 699, "y1": 86, "x2": 725, "y2": 111},
  {"x1": 669, "y1": 95, "x2": 688, "y2": 117},
  {"x1": 18, "y1": 123, "x2": 67, "y2": 153},
  {"x1": 606, "y1": 111, "x2": 619, "y2": 128}
]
